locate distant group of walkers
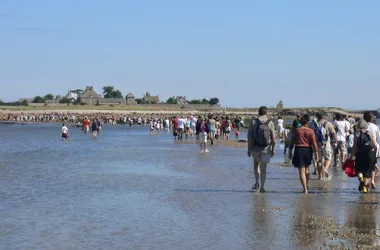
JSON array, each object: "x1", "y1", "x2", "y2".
[
  {"x1": 61, "y1": 116, "x2": 105, "y2": 140},
  {"x1": 168, "y1": 115, "x2": 245, "y2": 153},
  {"x1": 247, "y1": 106, "x2": 379, "y2": 194}
]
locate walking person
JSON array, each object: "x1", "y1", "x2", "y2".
[
  {"x1": 83, "y1": 116, "x2": 90, "y2": 134},
  {"x1": 247, "y1": 106, "x2": 276, "y2": 193},
  {"x1": 363, "y1": 112, "x2": 380, "y2": 189},
  {"x1": 352, "y1": 119, "x2": 377, "y2": 193},
  {"x1": 196, "y1": 115, "x2": 202, "y2": 141},
  {"x1": 224, "y1": 116, "x2": 232, "y2": 140},
  {"x1": 199, "y1": 116, "x2": 209, "y2": 153},
  {"x1": 61, "y1": 123, "x2": 69, "y2": 141},
  {"x1": 92, "y1": 118, "x2": 99, "y2": 138},
  {"x1": 309, "y1": 113, "x2": 337, "y2": 180},
  {"x1": 190, "y1": 115, "x2": 197, "y2": 137},
  {"x1": 215, "y1": 118, "x2": 221, "y2": 140},
  {"x1": 289, "y1": 114, "x2": 319, "y2": 194},
  {"x1": 177, "y1": 116, "x2": 186, "y2": 141},
  {"x1": 277, "y1": 116, "x2": 284, "y2": 139},
  {"x1": 334, "y1": 113, "x2": 350, "y2": 167},
  {"x1": 97, "y1": 118, "x2": 102, "y2": 134},
  {"x1": 283, "y1": 126, "x2": 292, "y2": 154},
  {"x1": 208, "y1": 114, "x2": 216, "y2": 145}
]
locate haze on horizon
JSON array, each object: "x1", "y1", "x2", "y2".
[{"x1": 0, "y1": 0, "x2": 379, "y2": 109}]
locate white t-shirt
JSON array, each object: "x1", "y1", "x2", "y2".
[
  {"x1": 368, "y1": 123, "x2": 380, "y2": 157},
  {"x1": 344, "y1": 120, "x2": 351, "y2": 136},
  {"x1": 177, "y1": 118, "x2": 186, "y2": 129},
  {"x1": 348, "y1": 134, "x2": 354, "y2": 148},
  {"x1": 277, "y1": 119, "x2": 284, "y2": 127},
  {"x1": 335, "y1": 120, "x2": 350, "y2": 142},
  {"x1": 191, "y1": 117, "x2": 197, "y2": 127},
  {"x1": 62, "y1": 126, "x2": 68, "y2": 134}
]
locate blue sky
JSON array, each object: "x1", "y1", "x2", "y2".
[{"x1": 0, "y1": 0, "x2": 379, "y2": 109}]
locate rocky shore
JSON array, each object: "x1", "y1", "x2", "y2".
[{"x1": 0, "y1": 107, "x2": 363, "y2": 123}]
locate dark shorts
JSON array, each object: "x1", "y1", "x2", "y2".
[
  {"x1": 356, "y1": 151, "x2": 375, "y2": 178},
  {"x1": 348, "y1": 147, "x2": 353, "y2": 154},
  {"x1": 177, "y1": 128, "x2": 184, "y2": 133},
  {"x1": 62, "y1": 133, "x2": 68, "y2": 139},
  {"x1": 292, "y1": 147, "x2": 313, "y2": 168}
]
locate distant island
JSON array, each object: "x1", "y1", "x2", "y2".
[
  {"x1": 0, "y1": 85, "x2": 377, "y2": 120},
  {"x1": 2, "y1": 85, "x2": 220, "y2": 109}
]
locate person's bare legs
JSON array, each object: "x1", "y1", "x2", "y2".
[
  {"x1": 253, "y1": 159, "x2": 260, "y2": 188},
  {"x1": 259, "y1": 163, "x2": 267, "y2": 192},
  {"x1": 342, "y1": 153, "x2": 347, "y2": 166},
  {"x1": 371, "y1": 170, "x2": 376, "y2": 188},
  {"x1": 299, "y1": 167, "x2": 308, "y2": 193},
  {"x1": 317, "y1": 161, "x2": 323, "y2": 180},
  {"x1": 325, "y1": 159, "x2": 331, "y2": 172},
  {"x1": 334, "y1": 150, "x2": 339, "y2": 167},
  {"x1": 210, "y1": 132, "x2": 214, "y2": 145},
  {"x1": 305, "y1": 166, "x2": 310, "y2": 190},
  {"x1": 364, "y1": 177, "x2": 371, "y2": 190}
]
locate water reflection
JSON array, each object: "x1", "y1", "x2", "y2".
[
  {"x1": 292, "y1": 196, "x2": 318, "y2": 247},
  {"x1": 344, "y1": 194, "x2": 380, "y2": 247},
  {"x1": 246, "y1": 194, "x2": 272, "y2": 248}
]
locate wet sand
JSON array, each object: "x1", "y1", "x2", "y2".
[{"x1": 0, "y1": 124, "x2": 379, "y2": 249}]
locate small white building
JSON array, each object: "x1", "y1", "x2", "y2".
[{"x1": 65, "y1": 89, "x2": 78, "y2": 101}]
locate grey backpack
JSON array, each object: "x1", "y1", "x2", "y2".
[{"x1": 254, "y1": 119, "x2": 272, "y2": 147}]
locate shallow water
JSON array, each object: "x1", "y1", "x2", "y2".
[{"x1": 1, "y1": 124, "x2": 380, "y2": 249}]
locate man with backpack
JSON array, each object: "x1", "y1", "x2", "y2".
[
  {"x1": 247, "y1": 106, "x2": 276, "y2": 193},
  {"x1": 309, "y1": 113, "x2": 337, "y2": 180}
]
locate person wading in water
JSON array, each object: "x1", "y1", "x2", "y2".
[
  {"x1": 247, "y1": 106, "x2": 276, "y2": 193},
  {"x1": 289, "y1": 114, "x2": 319, "y2": 194}
]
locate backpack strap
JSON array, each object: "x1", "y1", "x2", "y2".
[
  {"x1": 313, "y1": 119, "x2": 319, "y2": 128},
  {"x1": 255, "y1": 118, "x2": 262, "y2": 125},
  {"x1": 254, "y1": 118, "x2": 262, "y2": 129},
  {"x1": 264, "y1": 119, "x2": 271, "y2": 126}
]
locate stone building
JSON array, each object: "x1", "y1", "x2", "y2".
[
  {"x1": 126, "y1": 93, "x2": 137, "y2": 104},
  {"x1": 276, "y1": 100, "x2": 284, "y2": 109},
  {"x1": 18, "y1": 98, "x2": 33, "y2": 103},
  {"x1": 79, "y1": 86, "x2": 126, "y2": 105},
  {"x1": 176, "y1": 96, "x2": 188, "y2": 105},
  {"x1": 142, "y1": 92, "x2": 159, "y2": 104}
]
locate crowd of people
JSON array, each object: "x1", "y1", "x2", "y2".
[
  {"x1": 160, "y1": 115, "x2": 246, "y2": 153},
  {"x1": 57, "y1": 113, "x2": 246, "y2": 146},
  {"x1": 40, "y1": 107, "x2": 380, "y2": 195},
  {"x1": 247, "y1": 106, "x2": 379, "y2": 194}
]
